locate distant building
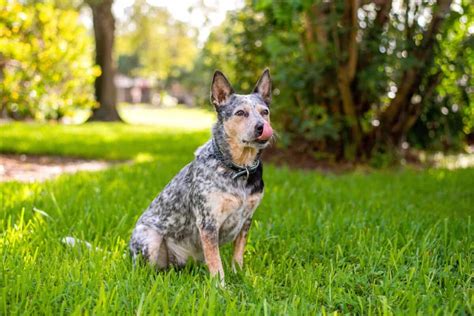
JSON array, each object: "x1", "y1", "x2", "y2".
[{"x1": 115, "y1": 74, "x2": 154, "y2": 104}]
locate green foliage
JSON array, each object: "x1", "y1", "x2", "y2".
[
  {"x1": 176, "y1": 6, "x2": 273, "y2": 107},
  {"x1": 115, "y1": 0, "x2": 198, "y2": 82},
  {"x1": 0, "y1": 0, "x2": 98, "y2": 120},
  {"x1": 409, "y1": 2, "x2": 474, "y2": 151},
  {"x1": 117, "y1": 54, "x2": 139, "y2": 77},
  {"x1": 194, "y1": 0, "x2": 473, "y2": 159},
  {"x1": 1, "y1": 122, "x2": 473, "y2": 314}
]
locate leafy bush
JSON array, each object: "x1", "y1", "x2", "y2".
[{"x1": 0, "y1": 0, "x2": 98, "y2": 120}]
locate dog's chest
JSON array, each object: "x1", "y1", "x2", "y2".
[{"x1": 210, "y1": 188, "x2": 262, "y2": 244}]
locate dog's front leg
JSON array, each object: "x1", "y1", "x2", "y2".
[
  {"x1": 232, "y1": 218, "x2": 252, "y2": 272},
  {"x1": 199, "y1": 227, "x2": 224, "y2": 283}
]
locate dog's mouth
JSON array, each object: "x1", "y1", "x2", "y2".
[
  {"x1": 242, "y1": 122, "x2": 274, "y2": 147},
  {"x1": 242, "y1": 138, "x2": 271, "y2": 147}
]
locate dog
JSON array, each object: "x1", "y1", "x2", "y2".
[{"x1": 129, "y1": 69, "x2": 274, "y2": 283}]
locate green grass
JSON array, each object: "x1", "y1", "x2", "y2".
[
  {"x1": 0, "y1": 121, "x2": 209, "y2": 161},
  {"x1": 1, "y1": 118, "x2": 473, "y2": 314}
]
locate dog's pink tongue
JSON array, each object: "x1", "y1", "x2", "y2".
[{"x1": 258, "y1": 122, "x2": 273, "y2": 141}]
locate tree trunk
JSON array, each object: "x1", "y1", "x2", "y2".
[
  {"x1": 88, "y1": 0, "x2": 121, "y2": 122},
  {"x1": 334, "y1": 0, "x2": 363, "y2": 158}
]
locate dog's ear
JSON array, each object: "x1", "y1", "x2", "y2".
[
  {"x1": 210, "y1": 70, "x2": 234, "y2": 108},
  {"x1": 253, "y1": 68, "x2": 272, "y2": 105}
]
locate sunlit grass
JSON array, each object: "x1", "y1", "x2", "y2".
[
  {"x1": 0, "y1": 121, "x2": 473, "y2": 314},
  {"x1": 119, "y1": 104, "x2": 215, "y2": 130},
  {"x1": 65, "y1": 104, "x2": 215, "y2": 131},
  {"x1": 0, "y1": 107, "x2": 214, "y2": 161},
  {"x1": 0, "y1": 122, "x2": 210, "y2": 161}
]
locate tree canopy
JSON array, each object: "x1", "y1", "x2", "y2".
[
  {"x1": 187, "y1": 0, "x2": 473, "y2": 161},
  {"x1": 0, "y1": 0, "x2": 98, "y2": 120}
]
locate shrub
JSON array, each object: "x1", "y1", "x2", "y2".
[{"x1": 0, "y1": 0, "x2": 98, "y2": 120}]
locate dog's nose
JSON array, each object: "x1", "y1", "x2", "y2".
[{"x1": 255, "y1": 122, "x2": 264, "y2": 137}]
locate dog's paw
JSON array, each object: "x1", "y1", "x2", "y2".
[
  {"x1": 231, "y1": 260, "x2": 243, "y2": 273},
  {"x1": 209, "y1": 275, "x2": 226, "y2": 288}
]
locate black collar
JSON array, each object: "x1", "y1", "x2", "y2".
[{"x1": 212, "y1": 139, "x2": 260, "y2": 180}]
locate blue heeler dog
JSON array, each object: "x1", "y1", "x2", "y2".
[{"x1": 129, "y1": 69, "x2": 274, "y2": 283}]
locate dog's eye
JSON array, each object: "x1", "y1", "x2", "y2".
[
  {"x1": 235, "y1": 110, "x2": 247, "y2": 117},
  {"x1": 261, "y1": 109, "x2": 269, "y2": 116}
]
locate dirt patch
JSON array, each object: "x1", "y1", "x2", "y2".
[{"x1": 0, "y1": 154, "x2": 115, "y2": 182}]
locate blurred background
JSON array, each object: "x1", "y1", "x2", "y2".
[{"x1": 0, "y1": 0, "x2": 472, "y2": 166}]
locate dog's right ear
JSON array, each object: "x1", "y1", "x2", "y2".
[{"x1": 210, "y1": 70, "x2": 234, "y2": 108}]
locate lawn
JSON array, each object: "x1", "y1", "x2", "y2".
[{"x1": 1, "y1": 115, "x2": 473, "y2": 314}]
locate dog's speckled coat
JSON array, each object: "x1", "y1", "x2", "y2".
[{"x1": 130, "y1": 69, "x2": 273, "y2": 281}]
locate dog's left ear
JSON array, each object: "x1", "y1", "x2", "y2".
[
  {"x1": 211, "y1": 70, "x2": 234, "y2": 108},
  {"x1": 253, "y1": 68, "x2": 272, "y2": 105}
]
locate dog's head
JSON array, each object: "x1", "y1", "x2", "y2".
[{"x1": 210, "y1": 69, "x2": 273, "y2": 150}]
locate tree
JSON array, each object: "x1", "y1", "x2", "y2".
[
  {"x1": 408, "y1": 2, "x2": 473, "y2": 151},
  {"x1": 86, "y1": 0, "x2": 121, "y2": 121},
  {"x1": 42, "y1": 0, "x2": 121, "y2": 121},
  {"x1": 115, "y1": 0, "x2": 198, "y2": 82},
  {"x1": 203, "y1": 0, "x2": 471, "y2": 162},
  {"x1": 372, "y1": 0, "x2": 455, "y2": 151}
]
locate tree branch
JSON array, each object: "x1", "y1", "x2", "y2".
[
  {"x1": 346, "y1": 0, "x2": 359, "y2": 81},
  {"x1": 312, "y1": 3, "x2": 328, "y2": 46},
  {"x1": 335, "y1": 0, "x2": 363, "y2": 149},
  {"x1": 396, "y1": 71, "x2": 443, "y2": 135},
  {"x1": 374, "y1": 0, "x2": 392, "y2": 27}
]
